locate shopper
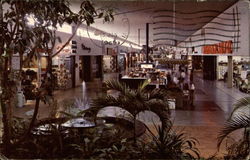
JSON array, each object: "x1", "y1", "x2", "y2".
[
  {"x1": 183, "y1": 83, "x2": 189, "y2": 96},
  {"x1": 190, "y1": 83, "x2": 195, "y2": 106},
  {"x1": 190, "y1": 69, "x2": 194, "y2": 82},
  {"x1": 173, "y1": 76, "x2": 179, "y2": 84},
  {"x1": 180, "y1": 70, "x2": 186, "y2": 82}
]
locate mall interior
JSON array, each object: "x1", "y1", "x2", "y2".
[{"x1": 0, "y1": 0, "x2": 250, "y2": 159}]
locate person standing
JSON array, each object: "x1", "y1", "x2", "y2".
[
  {"x1": 181, "y1": 70, "x2": 186, "y2": 81},
  {"x1": 190, "y1": 69, "x2": 194, "y2": 83},
  {"x1": 190, "y1": 83, "x2": 195, "y2": 106}
]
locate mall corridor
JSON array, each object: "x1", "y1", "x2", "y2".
[{"x1": 11, "y1": 72, "x2": 248, "y2": 158}]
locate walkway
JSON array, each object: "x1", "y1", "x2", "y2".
[
  {"x1": 171, "y1": 72, "x2": 248, "y2": 158},
  {"x1": 11, "y1": 72, "x2": 249, "y2": 158}
]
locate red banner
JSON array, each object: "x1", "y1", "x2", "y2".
[{"x1": 203, "y1": 40, "x2": 233, "y2": 54}]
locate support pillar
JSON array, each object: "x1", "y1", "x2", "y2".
[
  {"x1": 75, "y1": 55, "x2": 80, "y2": 85},
  {"x1": 227, "y1": 56, "x2": 233, "y2": 88},
  {"x1": 146, "y1": 23, "x2": 149, "y2": 63}
]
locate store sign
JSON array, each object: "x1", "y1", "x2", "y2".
[
  {"x1": 140, "y1": 63, "x2": 154, "y2": 69},
  {"x1": 203, "y1": 40, "x2": 233, "y2": 54},
  {"x1": 81, "y1": 43, "x2": 91, "y2": 52}
]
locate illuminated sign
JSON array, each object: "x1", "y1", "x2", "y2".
[{"x1": 140, "y1": 63, "x2": 154, "y2": 69}]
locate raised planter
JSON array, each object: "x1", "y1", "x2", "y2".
[{"x1": 32, "y1": 116, "x2": 146, "y2": 140}]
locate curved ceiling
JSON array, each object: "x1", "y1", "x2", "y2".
[{"x1": 73, "y1": 0, "x2": 239, "y2": 47}]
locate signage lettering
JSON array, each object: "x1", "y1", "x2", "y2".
[
  {"x1": 81, "y1": 44, "x2": 91, "y2": 53},
  {"x1": 203, "y1": 40, "x2": 233, "y2": 54}
]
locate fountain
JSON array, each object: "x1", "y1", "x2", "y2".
[
  {"x1": 76, "y1": 80, "x2": 89, "y2": 110},
  {"x1": 82, "y1": 81, "x2": 86, "y2": 100}
]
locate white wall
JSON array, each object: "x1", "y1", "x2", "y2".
[
  {"x1": 179, "y1": 0, "x2": 250, "y2": 56},
  {"x1": 53, "y1": 24, "x2": 141, "y2": 85},
  {"x1": 54, "y1": 26, "x2": 140, "y2": 56},
  {"x1": 54, "y1": 31, "x2": 103, "y2": 56}
]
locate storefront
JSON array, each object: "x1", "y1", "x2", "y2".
[
  {"x1": 18, "y1": 49, "x2": 49, "y2": 100},
  {"x1": 217, "y1": 56, "x2": 250, "y2": 93},
  {"x1": 103, "y1": 45, "x2": 118, "y2": 73},
  {"x1": 177, "y1": 0, "x2": 250, "y2": 89},
  {"x1": 53, "y1": 29, "x2": 105, "y2": 85}
]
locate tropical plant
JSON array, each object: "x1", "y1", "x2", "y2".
[
  {"x1": 8, "y1": 115, "x2": 139, "y2": 159},
  {"x1": 144, "y1": 121, "x2": 200, "y2": 159},
  {"x1": 92, "y1": 119, "x2": 200, "y2": 159},
  {"x1": 0, "y1": 0, "x2": 113, "y2": 156},
  {"x1": 217, "y1": 97, "x2": 250, "y2": 159},
  {"x1": 89, "y1": 79, "x2": 170, "y2": 142},
  {"x1": 96, "y1": 138, "x2": 147, "y2": 159},
  {"x1": 8, "y1": 117, "x2": 66, "y2": 159}
]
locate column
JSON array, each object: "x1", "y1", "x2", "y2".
[
  {"x1": 146, "y1": 23, "x2": 149, "y2": 63},
  {"x1": 75, "y1": 55, "x2": 80, "y2": 86},
  {"x1": 227, "y1": 56, "x2": 233, "y2": 88}
]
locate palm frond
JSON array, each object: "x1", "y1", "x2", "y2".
[
  {"x1": 59, "y1": 111, "x2": 77, "y2": 118},
  {"x1": 105, "y1": 79, "x2": 130, "y2": 96},
  {"x1": 145, "y1": 99, "x2": 170, "y2": 115},
  {"x1": 147, "y1": 122, "x2": 200, "y2": 159},
  {"x1": 77, "y1": 109, "x2": 90, "y2": 117},
  {"x1": 91, "y1": 94, "x2": 139, "y2": 117},
  {"x1": 148, "y1": 89, "x2": 167, "y2": 101},
  {"x1": 92, "y1": 95, "x2": 121, "y2": 108},
  {"x1": 137, "y1": 80, "x2": 150, "y2": 92},
  {"x1": 217, "y1": 113, "x2": 250, "y2": 149},
  {"x1": 105, "y1": 79, "x2": 139, "y2": 102},
  {"x1": 230, "y1": 97, "x2": 250, "y2": 119}
]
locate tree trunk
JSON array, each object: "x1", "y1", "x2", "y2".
[
  {"x1": 26, "y1": 96, "x2": 40, "y2": 136},
  {"x1": 0, "y1": 2, "x2": 11, "y2": 156},
  {"x1": 0, "y1": 98, "x2": 11, "y2": 156},
  {"x1": 0, "y1": 64, "x2": 12, "y2": 156}
]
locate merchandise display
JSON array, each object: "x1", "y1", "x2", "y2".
[
  {"x1": 217, "y1": 58, "x2": 250, "y2": 93},
  {"x1": 54, "y1": 64, "x2": 72, "y2": 90},
  {"x1": 21, "y1": 69, "x2": 38, "y2": 100},
  {"x1": 217, "y1": 62, "x2": 227, "y2": 80}
]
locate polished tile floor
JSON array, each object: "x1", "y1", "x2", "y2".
[{"x1": 12, "y1": 71, "x2": 249, "y2": 158}]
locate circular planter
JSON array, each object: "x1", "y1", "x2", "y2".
[{"x1": 32, "y1": 116, "x2": 146, "y2": 140}]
